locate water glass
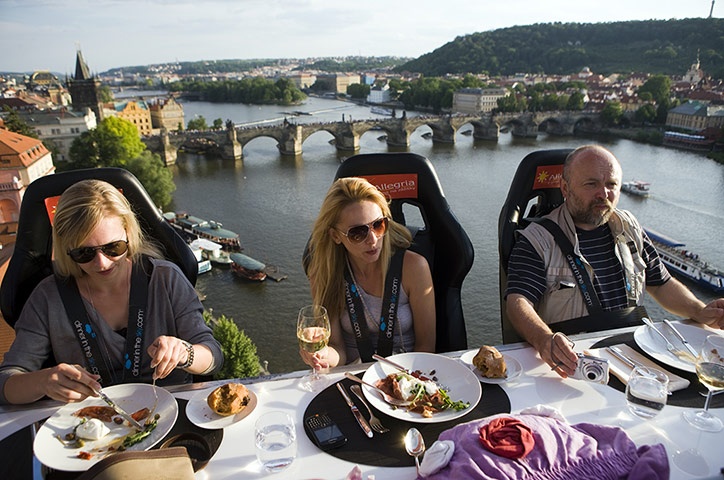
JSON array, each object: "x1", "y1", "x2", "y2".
[
  {"x1": 254, "y1": 411, "x2": 297, "y2": 473},
  {"x1": 625, "y1": 366, "x2": 669, "y2": 419}
]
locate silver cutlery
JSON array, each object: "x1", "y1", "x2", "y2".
[
  {"x1": 350, "y1": 385, "x2": 389, "y2": 434},
  {"x1": 92, "y1": 386, "x2": 145, "y2": 430},
  {"x1": 372, "y1": 354, "x2": 434, "y2": 382},
  {"x1": 606, "y1": 346, "x2": 641, "y2": 369},
  {"x1": 404, "y1": 428, "x2": 426, "y2": 475},
  {"x1": 336, "y1": 383, "x2": 373, "y2": 438},
  {"x1": 662, "y1": 319, "x2": 699, "y2": 359},
  {"x1": 642, "y1": 317, "x2": 694, "y2": 362}
]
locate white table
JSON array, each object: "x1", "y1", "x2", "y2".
[{"x1": 2, "y1": 325, "x2": 723, "y2": 479}]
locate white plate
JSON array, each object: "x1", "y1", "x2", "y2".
[
  {"x1": 34, "y1": 383, "x2": 178, "y2": 472},
  {"x1": 185, "y1": 385, "x2": 258, "y2": 429},
  {"x1": 634, "y1": 322, "x2": 723, "y2": 373},
  {"x1": 361, "y1": 352, "x2": 482, "y2": 424},
  {"x1": 459, "y1": 350, "x2": 523, "y2": 384}
]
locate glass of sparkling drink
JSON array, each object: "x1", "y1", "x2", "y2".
[
  {"x1": 255, "y1": 411, "x2": 297, "y2": 472},
  {"x1": 625, "y1": 366, "x2": 669, "y2": 419}
]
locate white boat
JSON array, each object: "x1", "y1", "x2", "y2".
[
  {"x1": 621, "y1": 180, "x2": 650, "y2": 197},
  {"x1": 190, "y1": 238, "x2": 232, "y2": 265},
  {"x1": 188, "y1": 242, "x2": 212, "y2": 275},
  {"x1": 645, "y1": 228, "x2": 724, "y2": 293},
  {"x1": 163, "y1": 211, "x2": 242, "y2": 251},
  {"x1": 370, "y1": 106, "x2": 393, "y2": 116}
]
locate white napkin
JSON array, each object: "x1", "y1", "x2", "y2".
[
  {"x1": 418, "y1": 440, "x2": 455, "y2": 477},
  {"x1": 587, "y1": 344, "x2": 690, "y2": 392}
]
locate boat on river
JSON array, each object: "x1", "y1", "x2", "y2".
[
  {"x1": 163, "y1": 212, "x2": 242, "y2": 251},
  {"x1": 230, "y1": 253, "x2": 267, "y2": 281},
  {"x1": 621, "y1": 180, "x2": 650, "y2": 197},
  {"x1": 187, "y1": 242, "x2": 212, "y2": 275},
  {"x1": 190, "y1": 238, "x2": 232, "y2": 265},
  {"x1": 645, "y1": 228, "x2": 724, "y2": 293},
  {"x1": 370, "y1": 106, "x2": 394, "y2": 116}
]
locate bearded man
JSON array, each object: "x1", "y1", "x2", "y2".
[{"x1": 504, "y1": 145, "x2": 724, "y2": 378}]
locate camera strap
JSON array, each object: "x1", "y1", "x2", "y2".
[{"x1": 537, "y1": 218, "x2": 603, "y2": 313}]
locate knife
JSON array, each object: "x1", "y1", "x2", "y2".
[
  {"x1": 372, "y1": 354, "x2": 433, "y2": 382},
  {"x1": 93, "y1": 386, "x2": 145, "y2": 430},
  {"x1": 336, "y1": 383, "x2": 373, "y2": 438},
  {"x1": 641, "y1": 317, "x2": 692, "y2": 361},
  {"x1": 662, "y1": 319, "x2": 699, "y2": 359},
  {"x1": 606, "y1": 346, "x2": 639, "y2": 369}
]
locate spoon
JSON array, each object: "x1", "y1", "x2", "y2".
[
  {"x1": 344, "y1": 372, "x2": 411, "y2": 406},
  {"x1": 404, "y1": 427, "x2": 426, "y2": 475}
]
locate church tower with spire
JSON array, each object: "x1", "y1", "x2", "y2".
[{"x1": 68, "y1": 49, "x2": 104, "y2": 121}]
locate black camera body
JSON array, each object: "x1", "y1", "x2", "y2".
[{"x1": 571, "y1": 353, "x2": 609, "y2": 384}]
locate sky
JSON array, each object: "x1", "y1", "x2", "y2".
[{"x1": 1, "y1": 0, "x2": 718, "y2": 74}]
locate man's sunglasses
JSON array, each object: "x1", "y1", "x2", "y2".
[
  {"x1": 337, "y1": 217, "x2": 389, "y2": 243},
  {"x1": 67, "y1": 240, "x2": 129, "y2": 263}
]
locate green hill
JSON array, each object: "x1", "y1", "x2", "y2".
[{"x1": 398, "y1": 18, "x2": 724, "y2": 78}]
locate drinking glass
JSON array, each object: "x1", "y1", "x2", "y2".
[
  {"x1": 296, "y1": 304, "x2": 331, "y2": 392},
  {"x1": 683, "y1": 334, "x2": 724, "y2": 432},
  {"x1": 625, "y1": 366, "x2": 669, "y2": 419},
  {"x1": 254, "y1": 411, "x2": 297, "y2": 473}
]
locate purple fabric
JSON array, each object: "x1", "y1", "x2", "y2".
[{"x1": 420, "y1": 414, "x2": 669, "y2": 480}]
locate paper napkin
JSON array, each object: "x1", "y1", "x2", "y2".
[{"x1": 586, "y1": 344, "x2": 690, "y2": 392}]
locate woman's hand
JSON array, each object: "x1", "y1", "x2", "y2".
[
  {"x1": 7, "y1": 363, "x2": 101, "y2": 404},
  {"x1": 299, "y1": 346, "x2": 332, "y2": 370},
  {"x1": 147, "y1": 335, "x2": 190, "y2": 379}
]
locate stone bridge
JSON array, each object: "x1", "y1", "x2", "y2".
[{"x1": 143, "y1": 111, "x2": 600, "y2": 163}]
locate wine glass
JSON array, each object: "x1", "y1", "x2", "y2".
[
  {"x1": 297, "y1": 305, "x2": 331, "y2": 392},
  {"x1": 682, "y1": 334, "x2": 724, "y2": 432}
]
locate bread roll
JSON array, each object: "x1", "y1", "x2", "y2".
[
  {"x1": 473, "y1": 345, "x2": 507, "y2": 378},
  {"x1": 207, "y1": 383, "x2": 250, "y2": 416}
]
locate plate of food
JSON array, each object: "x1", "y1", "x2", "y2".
[
  {"x1": 460, "y1": 346, "x2": 523, "y2": 384},
  {"x1": 34, "y1": 383, "x2": 178, "y2": 472},
  {"x1": 185, "y1": 383, "x2": 257, "y2": 429},
  {"x1": 361, "y1": 352, "x2": 481, "y2": 424},
  {"x1": 634, "y1": 322, "x2": 721, "y2": 373}
]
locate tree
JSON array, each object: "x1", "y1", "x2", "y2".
[
  {"x1": 126, "y1": 151, "x2": 176, "y2": 208},
  {"x1": 187, "y1": 115, "x2": 208, "y2": 131},
  {"x1": 600, "y1": 101, "x2": 624, "y2": 126},
  {"x1": 64, "y1": 117, "x2": 175, "y2": 207},
  {"x1": 67, "y1": 116, "x2": 146, "y2": 169},
  {"x1": 212, "y1": 118, "x2": 224, "y2": 130},
  {"x1": 567, "y1": 91, "x2": 585, "y2": 110},
  {"x1": 204, "y1": 312, "x2": 261, "y2": 380},
  {"x1": 638, "y1": 75, "x2": 672, "y2": 106},
  {"x1": 2, "y1": 106, "x2": 38, "y2": 138},
  {"x1": 346, "y1": 83, "x2": 370, "y2": 99},
  {"x1": 634, "y1": 104, "x2": 657, "y2": 124}
]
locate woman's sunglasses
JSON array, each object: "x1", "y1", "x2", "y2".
[
  {"x1": 67, "y1": 240, "x2": 129, "y2": 263},
  {"x1": 337, "y1": 217, "x2": 389, "y2": 243}
]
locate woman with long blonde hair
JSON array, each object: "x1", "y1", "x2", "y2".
[{"x1": 301, "y1": 177, "x2": 435, "y2": 368}]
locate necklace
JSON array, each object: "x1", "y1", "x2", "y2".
[{"x1": 344, "y1": 256, "x2": 407, "y2": 353}]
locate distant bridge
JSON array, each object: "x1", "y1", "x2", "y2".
[{"x1": 142, "y1": 111, "x2": 601, "y2": 163}]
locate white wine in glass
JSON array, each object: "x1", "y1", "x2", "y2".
[
  {"x1": 683, "y1": 334, "x2": 724, "y2": 432},
  {"x1": 297, "y1": 305, "x2": 331, "y2": 392}
]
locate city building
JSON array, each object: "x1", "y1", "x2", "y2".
[
  {"x1": 452, "y1": 88, "x2": 507, "y2": 114},
  {"x1": 67, "y1": 50, "x2": 104, "y2": 122},
  {"x1": 666, "y1": 101, "x2": 724, "y2": 132},
  {"x1": 149, "y1": 97, "x2": 185, "y2": 132},
  {"x1": 367, "y1": 85, "x2": 392, "y2": 104},
  {"x1": 17, "y1": 108, "x2": 97, "y2": 161},
  {"x1": 106, "y1": 100, "x2": 153, "y2": 136},
  {"x1": 0, "y1": 127, "x2": 55, "y2": 235},
  {"x1": 314, "y1": 73, "x2": 361, "y2": 94},
  {"x1": 287, "y1": 72, "x2": 316, "y2": 90}
]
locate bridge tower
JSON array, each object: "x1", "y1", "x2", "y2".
[
  {"x1": 158, "y1": 128, "x2": 178, "y2": 165},
  {"x1": 278, "y1": 123, "x2": 304, "y2": 156},
  {"x1": 222, "y1": 121, "x2": 242, "y2": 160}
]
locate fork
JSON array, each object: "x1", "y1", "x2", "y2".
[{"x1": 350, "y1": 385, "x2": 389, "y2": 434}]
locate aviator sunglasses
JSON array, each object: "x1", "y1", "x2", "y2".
[
  {"x1": 67, "y1": 240, "x2": 129, "y2": 263},
  {"x1": 337, "y1": 217, "x2": 389, "y2": 243}
]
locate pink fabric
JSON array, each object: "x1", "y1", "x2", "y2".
[{"x1": 478, "y1": 417, "x2": 535, "y2": 459}]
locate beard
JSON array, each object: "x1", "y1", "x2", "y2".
[{"x1": 567, "y1": 195, "x2": 615, "y2": 227}]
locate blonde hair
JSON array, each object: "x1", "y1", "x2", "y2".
[
  {"x1": 53, "y1": 179, "x2": 163, "y2": 278},
  {"x1": 306, "y1": 177, "x2": 411, "y2": 318}
]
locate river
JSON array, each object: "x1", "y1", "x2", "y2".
[{"x1": 163, "y1": 96, "x2": 724, "y2": 374}]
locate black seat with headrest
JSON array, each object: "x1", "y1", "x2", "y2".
[
  {"x1": 332, "y1": 152, "x2": 474, "y2": 353},
  {"x1": 0, "y1": 167, "x2": 197, "y2": 328},
  {"x1": 498, "y1": 149, "x2": 571, "y2": 343}
]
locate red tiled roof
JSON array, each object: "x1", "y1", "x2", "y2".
[{"x1": 0, "y1": 129, "x2": 50, "y2": 167}]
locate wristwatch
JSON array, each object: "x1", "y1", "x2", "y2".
[{"x1": 178, "y1": 340, "x2": 194, "y2": 369}]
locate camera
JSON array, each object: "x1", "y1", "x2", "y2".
[{"x1": 571, "y1": 353, "x2": 609, "y2": 384}]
